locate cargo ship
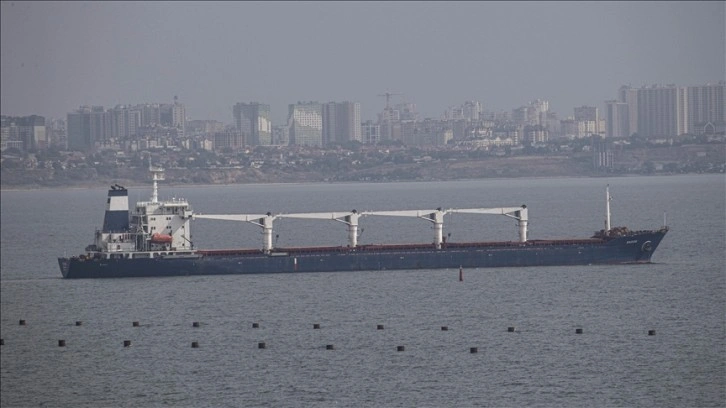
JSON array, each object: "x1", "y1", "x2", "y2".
[{"x1": 58, "y1": 166, "x2": 669, "y2": 279}]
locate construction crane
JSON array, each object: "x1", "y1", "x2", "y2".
[{"x1": 377, "y1": 91, "x2": 403, "y2": 111}]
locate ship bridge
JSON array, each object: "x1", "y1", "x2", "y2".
[{"x1": 192, "y1": 205, "x2": 528, "y2": 253}]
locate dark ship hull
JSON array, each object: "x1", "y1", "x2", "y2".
[{"x1": 58, "y1": 229, "x2": 668, "y2": 279}]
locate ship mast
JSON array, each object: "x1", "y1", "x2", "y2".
[
  {"x1": 605, "y1": 184, "x2": 612, "y2": 235},
  {"x1": 149, "y1": 160, "x2": 165, "y2": 204}
]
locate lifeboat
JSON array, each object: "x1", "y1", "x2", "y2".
[{"x1": 150, "y1": 233, "x2": 173, "y2": 244}]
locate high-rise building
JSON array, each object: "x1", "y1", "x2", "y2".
[
  {"x1": 361, "y1": 120, "x2": 380, "y2": 144},
  {"x1": 322, "y1": 101, "x2": 361, "y2": 145},
  {"x1": 445, "y1": 101, "x2": 483, "y2": 121},
  {"x1": 65, "y1": 98, "x2": 187, "y2": 151},
  {"x1": 686, "y1": 82, "x2": 726, "y2": 135},
  {"x1": 67, "y1": 106, "x2": 93, "y2": 151},
  {"x1": 0, "y1": 115, "x2": 46, "y2": 151},
  {"x1": 213, "y1": 129, "x2": 243, "y2": 151},
  {"x1": 234, "y1": 102, "x2": 272, "y2": 146},
  {"x1": 618, "y1": 86, "x2": 639, "y2": 136},
  {"x1": 637, "y1": 85, "x2": 688, "y2": 138},
  {"x1": 592, "y1": 135, "x2": 614, "y2": 169},
  {"x1": 513, "y1": 100, "x2": 549, "y2": 126},
  {"x1": 172, "y1": 96, "x2": 186, "y2": 138},
  {"x1": 47, "y1": 118, "x2": 67, "y2": 149},
  {"x1": 574, "y1": 106, "x2": 599, "y2": 122},
  {"x1": 575, "y1": 106, "x2": 602, "y2": 136},
  {"x1": 288, "y1": 102, "x2": 323, "y2": 147},
  {"x1": 605, "y1": 100, "x2": 630, "y2": 138},
  {"x1": 272, "y1": 125, "x2": 289, "y2": 145},
  {"x1": 89, "y1": 106, "x2": 108, "y2": 144}
]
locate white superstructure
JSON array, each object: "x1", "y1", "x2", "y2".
[{"x1": 87, "y1": 165, "x2": 195, "y2": 259}]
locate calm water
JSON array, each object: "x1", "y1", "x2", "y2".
[{"x1": 1, "y1": 175, "x2": 724, "y2": 407}]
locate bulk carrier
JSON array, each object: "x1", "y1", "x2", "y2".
[{"x1": 58, "y1": 166, "x2": 669, "y2": 279}]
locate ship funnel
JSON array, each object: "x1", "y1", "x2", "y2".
[{"x1": 102, "y1": 185, "x2": 130, "y2": 232}]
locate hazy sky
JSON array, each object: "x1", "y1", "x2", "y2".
[{"x1": 1, "y1": 1, "x2": 724, "y2": 124}]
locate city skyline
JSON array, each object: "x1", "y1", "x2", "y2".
[{"x1": 1, "y1": 2, "x2": 724, "y2": 124}]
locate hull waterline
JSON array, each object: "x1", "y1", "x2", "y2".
[{"x1": 59, "y1": 229, "x2": 667, "y2": 279}]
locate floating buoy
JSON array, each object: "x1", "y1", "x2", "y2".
[
  {"x1": 575, "y1": 328, "x2": 583, "y2": 334},
  {"x1": 508, "y1": 327, "x2": 515, "y2": 332},
  {"x1": 326, "y1": 344, "x2": 334, "y2": 350},
  {"x1": 459, "y1": 266, "x2": 463, "y2": 281},
  {"x1": 470, "y1": 347, "x2": 478, "y2": 353},
  {"x1": 258, "y1": 342, "x2": 266, "y2": 349},
  {"x1": 1, "y1": 339, "x2": 4, "y2": 346},
  {"x1": 192, "y1": 322, "x2": 200, "y2": 327},
  {"x1": 441, "y1": 326, "x2": 448, "y2": 331},
  {"x1": 75, "y1": 321, "x2": 82, "y2": 326},
  {"x1": 648, "y1": 330, "x2": 656, "y2": 336},
  {"x1": 191, "y1": 341, "x2": 199, "y2": 348},
  {"x1": 252, "y1": 323, "x2": 259, "y2": 329},
  {"x1": 19, "y1": 320, "x2": 26, "y2": 326},
  {"x1": 58, "y1": 340, "x2": 66, "y2": 347},
  {"x1": 132, "y1": 321, "x2": 140, "y2": 327},
  {"x1": 123, "y1": 340, "x2": 131, "y2": 347},
  {"x1": 397, "y1": 346, "x2": 405, "y2": 352},
  {"x1": 377, "y1": 324, "x2": 384, "y2": 330},
  {"x1": 313, "y1": 324, "x2": 320, "y2": 329}
]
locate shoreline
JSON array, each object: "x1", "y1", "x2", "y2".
[{"x1": 0, "y1": 172, "x2": 719, "y2": 192}]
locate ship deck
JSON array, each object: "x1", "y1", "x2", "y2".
[{"x1": 196, "y1": 238, "x2": 608, "y2": 257}]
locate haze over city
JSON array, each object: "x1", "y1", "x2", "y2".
[{"x1": 1, "y1": 1, "x2": 724, "y2": 124}]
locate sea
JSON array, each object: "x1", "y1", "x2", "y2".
[{"x1": 1, "y1": 174, "x2": 724, "y2": 408}]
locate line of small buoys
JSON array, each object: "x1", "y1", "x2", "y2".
[{"x1": 0, "y1": 321, "x2": 661, "y2": 349}]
